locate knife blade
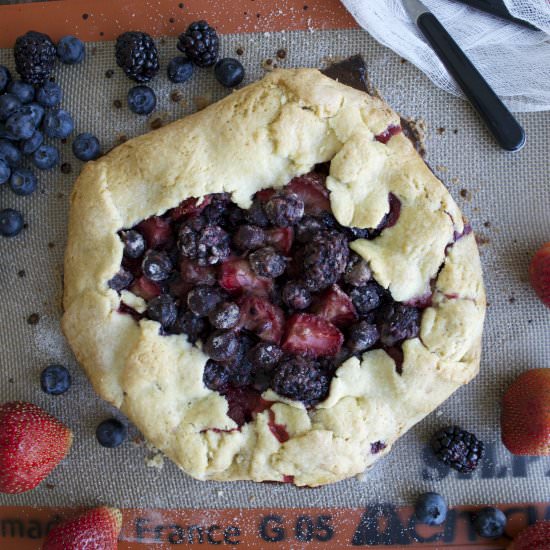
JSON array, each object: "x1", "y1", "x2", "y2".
[{"x1": 403, "y1": 0, "x2": 526, "y2": 151}]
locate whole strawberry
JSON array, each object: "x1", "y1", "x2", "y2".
[
  {"x1": 508, "y1": 520, "x2": 550, "y2": 550},
  {"x1": 0, "y1": 401, "x2": 72, "y2": 494},
  {"x1": 43, "y1": 506, "x2": 122, "y2": 550},
  {"x1": 501, "y1": 369, "x2": 550, "y2": 455},
  {"x1": 529, "y1": 241, "x2": 550, "y2": 307}
]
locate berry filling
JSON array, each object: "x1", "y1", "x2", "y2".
[{"x1": 110, "y1": 170, "x2": 422, "y2": 426}]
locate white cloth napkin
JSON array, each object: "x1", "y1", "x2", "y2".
[{"x1": 340, "y1": 0, "x2": 550, "y2": 112}]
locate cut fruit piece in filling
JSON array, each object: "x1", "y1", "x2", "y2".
[{"x1": 109, "y1": 169, "x2": 423, "y2": 425}]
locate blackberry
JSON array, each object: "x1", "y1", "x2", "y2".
[
  {"x1": 350, "y1": 282, "x2": 384, "y2": 316},
  {"x1": 205, "y1": 330, "x2": 240, "y2": 363},
  {"x1": 115, "y1": 31, "x2": 159, "y2": 82},
  {"x1": 264, "y1": 192, "x2": 304, "y2": 227},
  {"x1": 378, "y1": 303, "x2": 420, "y2": 346},
  {"x1": 248, "y1": 342, "x2": 282, "y2": 371},
  {"x1": 171, "y1": 310, "x2": 207, "y2": 343},
  {"x1": 431, "y1": 426, "x2": 484, "y2": 473},
  {"x1": 14, "y1": 31, "x2": 56, "y2": 85},
  {"x1": 233, "y1": 224, "x2": 265, "y2": 251},
  {"x1": 142, "y1": 250, "x2": 173, "y2": 281},
  {"x1": 249, "y1": 246, "x2": 286, "y2": 278},
  {"x1": 347, "y1": 226, "x2": 372, "y2": 240},
  {"x1": 121, "y1": 230, "x2": 145, "y2": 258},
  {"x1": 178, "y1": 20, "x2": 219, "y2": 68},
  {"x1": 209, "y1": 302, "x2": 240, "y2": 330},
  {"x1": 187, "y1": 285, "x2": 224, "y2": 317},
  {"x1": 344, "y1": 253, "x2": 372, "y2": 286},
  {"x1": 108, "y1": 267, "x2": 133, "y2": 292},
  {"x1": 227, "y1": 339, "x2": 255, "y2": 387},
  {"x1": 178, "y1": 223, "x2": 230, "y2": 266},
  {"x1": 272, "y1": 356, "x2": 329, "y2": 405},
  {"x1": 347, "y1": 320, "x2": 380, "y2": 353},
  {"x1": 282, "y1": 281, "x2": 311, "y2": 310},
  {"x1": 203, "y1": 359, "x2": 230, "y2": 391},
  {"x1": 146, "y1": 295, "x2": 177, "y2": 328},
  {"x1": 301, "y1": 230, "x2": 349, "y2": 292}
]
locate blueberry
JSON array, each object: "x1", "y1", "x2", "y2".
[
  {"x1": 36, "y1": 81, "x2": 63, "y2": 107},
  {"x1": 167, "y1": 56, "x2": 194, "y2": 83},
  {"x1": 0, "y1": 208, "x2": 24, "y2": 237},
  {"x1": 32, "y1": 144, "x2": 59, "y2": 170},
  {"x1": 127, "y1": 85, "x2": 156, "y2": 115},
  {"x1": 0, "y1": 139, "x2": 22, "y2": 167},
  {"x1": 187, "y1": 285, "x2": 224, "y2": 317},
  {"x1": 350, "y1": 283, "x2": 384, "y2": 316},
  {"x1": 0, "y1": 94, "x2": 22, "y2": 122},
  {"x1": 0, "y1": 65, "x2": 11, "y2": 93},
  {"x1": 414, "y1": 492, "x2": 447, "y2": 526},
  {"x1": 141, "y1": 250, "x2": 172, "y2": 281},
  {"x1": 0, "y1": 158, "x2": 10, "y2": 184},
  {"x1": 7, "y1": 80, "x2": 34, "y2": 105},
  {"x1": 40, "y1": 364, "x2": 71, "y2": 395},
  {"x1": 146, "y1": 294, "x2": 177, "y2": 328},
  {"x1": 20, "y1": 130, "x2": 43, "y2": 155},
  {"x1": 42, "y1": 108, "x2": 74, "y2": 139},
  {"x1": 214, "y1": 58, "x2": 245, "y2": 88},
  {"x1": 107, "y1": 267, "x2": 133, "y2": 292},
  {"x1": 121, "y1": 230, "x2": 145, "y2": 258},
  {"x1": 9, "y1": 168, "x2": 37, "y2": 196},
  {"x1": 347, "y1": 320, "x2": 380, "y2": 353},
  {"x1": 22, "y1": 103, "x2": 45, "y2": 127},
  {"x1": 473, "y1": 507, "x2": 506, "y2": 539},
  {"x1": 5, "y1": 111, "x2": 35, "y2": 140},
  {"x1": 205, "y1": 330, "x2": 240, "y2": 363},
  {"x1": 96, "y1": 418, "x2": 128, "y2": 448},
  {"x1": 72, "y1": 132, "x2": 101, "y2": 161},
  {"x1": 57, "y1": 35, "x2": 85, "y2": 64},
  {"x1": 208, "y1": 301, "x2": 240, "y2": 330}
]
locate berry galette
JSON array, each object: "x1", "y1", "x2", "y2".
[{"x1": 62, "y1": 69, "x2": 485, "y2": 486}]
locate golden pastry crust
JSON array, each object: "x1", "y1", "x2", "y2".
[{"x1": 62, "y1": 69, "x2": 485, "y2": 486}]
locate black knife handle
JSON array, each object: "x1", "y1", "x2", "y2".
[{"x1": 417, "y1": 12, "x2": 525, "y2": 151}]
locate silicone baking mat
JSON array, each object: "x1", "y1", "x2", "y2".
[{"x1": 0, "y1": 1, "x2": 549, "y2": 548}]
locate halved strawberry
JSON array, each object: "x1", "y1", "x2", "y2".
[
  {"x1": 43, "y1": 506, "x2": 122, "y2": 550},
  {"x1": 375, "y1": 124, "x2": 402, "y2": 144},
  {"x1": 219, "y1": 258, "x2": 272, "y2": 296},
  {"x1": 237, "y1": 295, "x2": 285, "y2": 344},
  {"x1": 282, "y1": 313, "x2": 344, "y2": 357},
  {"x1": 223, "y1": 387, "x2": 270, "y2": 426},
  {"x1": 169, "y1": 196, "x2": 212, "y2": 221},
  {"x1": 129, "y1": 276, "x2": 162, "y2": 301},
  {"x1": 286, "y1": 172, "x2": 330, "y2": 214},
  {"x1": 311, "y1": 284, "x2": 357, "y2": 327},
  {"x1": 501, "y1": 368, "x2": 550, "y2": 455},
  {"x1": 179, "y1": 258, "x2": 217, "y2": 286},
  {"x1": 529, "y1": 242, "x2": 550, "y2": 308},
  {"x1": 266, "y1": 227, "x2": 294, "y2": 254},
  {"x1": 254, "y1": 188, "x2": 276, "y2": 203},
  {"x1": 0, "y1": 401, "x2": 73, "y2": 494},
  {"x1": 509, "y1": 520, "x2": 550, "y2": 550},
  {"x1": 136, "y1": 216, "x2": 172, "y2": 248}
]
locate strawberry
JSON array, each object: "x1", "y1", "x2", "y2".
[
  {"x1": 311, "y1": 284, "x2": 357, "y2": 327},
  {"x1": 266, "y1": 227, "x2": 294, "y2": 254},
  {"x1": 508, "y1": 520, "x2": 550, "y2": 550},
  {"x1": 282, "y1": 313, "x2": 344, "y2": 357},
  {"x1": 286, "y1": 172, "x2": 330, "y2": 214},
  {"x1": 501, "y1": 368, "x2": 550, "y2": 455},
  {"x1": 169, "y1": 195, "x2": 212, "y2": 220},
  {"x1": 129, "y1": 276, "x2": 162, "y2": 301},
  {"x1": 179, "y1": 258, "x2": 217, "y2": 286},
  {"x1": 529, "y1": 241, "x2": 550, "y2": 308},
  {"x1": 237, "y1": 295, "x2": 285, "y2": 344},
  {"x1": 0, "y1": 401, "x2": 72, "y2": 494},
  {"x1": 218, "y1": 258, "x2": 272, "y2": 296},
  {"x1": 255, "y1": 188, "x2": 277, "y2": 203},
  {"x1": 375, "y1": 124, "x2": 402, "y2": 144},
  {"x1": 136, "y1": 216, "x2": 172, "y2": 248},
  {"x1": 43, "y1": 506, "x2": 122, "y2": 550}
]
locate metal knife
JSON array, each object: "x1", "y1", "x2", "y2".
[{"x1": 403, "y1": 0, "x2": 526, "y2": 151}]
